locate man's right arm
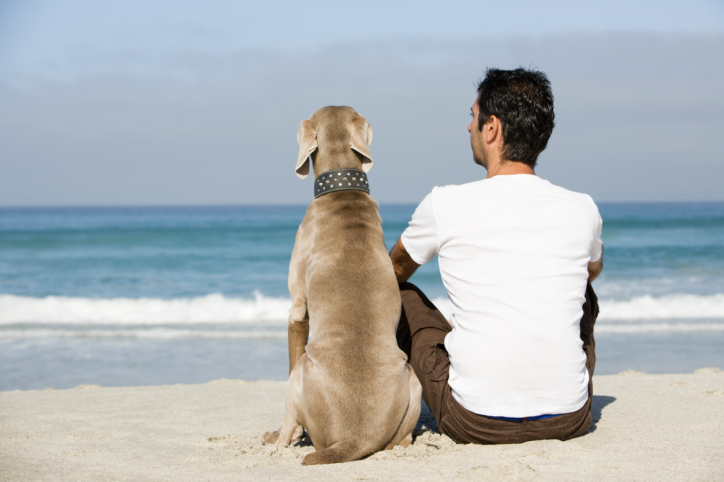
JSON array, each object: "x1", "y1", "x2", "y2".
[
  {"x1": 588, "y1": 246, "x2": 603, "y2": 282},
  {"x1": 390, "y1": 238, "x2": 421, "y2": 284}
]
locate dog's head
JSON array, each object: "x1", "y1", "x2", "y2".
[{"x1": 295, "y1": 106, "x2": 373, "y2": 179}]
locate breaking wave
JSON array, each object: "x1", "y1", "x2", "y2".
[
  {"x1": 0, "y1": 292, "x2": 290, "y2": 325},
  {"x1": 1, "y1": 292, "x2": 724, "y2": 337},
  {"x1": 0, "y1": 327, "x2": 288, "y2": 339},
  {"x1": 596, "y1": 294, "x2": 724, "y2": 320}
]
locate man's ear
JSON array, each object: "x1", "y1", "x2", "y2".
[
  {"x1": 350, "y1": 117, "x2": 373, "y2": 173},
  {"x1": 296, "y1": 120, "x2": 317, "y2": 179},
  {"x1": 486, "y1": 115, "x2": 501, "y2": 144}
]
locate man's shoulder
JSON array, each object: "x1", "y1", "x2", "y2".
[
  {"x1": 426, "y1": 177, "x2": 599, "y2": 217},
  {"x1": 539, "y1": 179, "x2": 597, "y2": 206},
  {"x1": 426, "y1": 179, "x2": 487, "y2": 201},
  {"x1": 429, "y1": 176, "x2": 594, "y2": 200}
]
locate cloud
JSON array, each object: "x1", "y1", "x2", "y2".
[{"x1": 1, "y1": 33, "x2": 722, "y2": 206}]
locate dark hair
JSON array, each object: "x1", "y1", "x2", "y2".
[{"x1": 477, "y1": 68, "x2": 555, "y2": 167}]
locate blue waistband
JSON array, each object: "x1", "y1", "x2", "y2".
[{"x1": 485, "y1": 413, "x2": 563, "y2": 422}]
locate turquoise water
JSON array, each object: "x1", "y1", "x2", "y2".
[
  {"x1": 0, "y1": 205, "x2": 445, "y2": 299},
  {"x1": 1, "y1": 203, "x2": 723, "y2": 389}
]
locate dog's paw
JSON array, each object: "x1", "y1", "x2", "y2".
[{"x1": 262, "y1": 430, "x2": 280, "y2": 444}]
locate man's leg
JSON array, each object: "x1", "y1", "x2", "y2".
[
  {"x1": 396, "y1": 282, "x2": 452, "y2": 425},
  {"x1": 580, "y1": 280, "x2": 598, "y2": 377}
]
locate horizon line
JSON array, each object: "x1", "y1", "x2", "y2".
[{"x1": 2, "y1": 200, "x2": 724, "y2": 210}]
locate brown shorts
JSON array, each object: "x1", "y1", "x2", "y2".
[{"x1": 396, "y1": 282, "x2": 599, "y2": 444}]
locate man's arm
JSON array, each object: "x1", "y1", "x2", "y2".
[
  {"x1": 588, "y1": 246, "x2": 603, "y2": 282},
  {"x1": 390, "y1": 237, "x2": 421, "y2": 284}
]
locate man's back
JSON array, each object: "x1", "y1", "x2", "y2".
[{"x1": 402, "y1": 174, "x2": 602, "y2": 417}]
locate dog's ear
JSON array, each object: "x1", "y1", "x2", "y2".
[
  {"x1": 350, "y1": 117, "x2": 373, "y2": 173},
  {"x1": 296, "y1": 120, "x2": 317, "y2": 179}
]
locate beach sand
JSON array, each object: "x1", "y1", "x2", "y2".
[{"x1": 1, "y1": 370, "x2": 723, "y2": 481}]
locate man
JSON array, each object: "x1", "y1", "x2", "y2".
[{"x1": 390, "y1": 68, "x2": 603, "y2": 444}]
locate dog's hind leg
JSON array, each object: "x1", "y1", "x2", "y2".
[{"x1": 386, "y1": 364, "x2": 423, "y2": 449}]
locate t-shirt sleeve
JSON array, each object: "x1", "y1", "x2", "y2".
[
  {"x1": 590, "y1": 200, "x2": 603, "y2": 263},
  {"x1": 400, "y1": 191, "x2": 439, "y2": 265}
]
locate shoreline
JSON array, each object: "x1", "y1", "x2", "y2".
[
  {"x1": 1, "y1": 370, "x2": 722, "y2": 480},
  {"x1": 3, "y1": 335, "x2": 724, "y2": 392},
  {"x1": 2, "y1": 366, "x2": 722, "y2": 393}
]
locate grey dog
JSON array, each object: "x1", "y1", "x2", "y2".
[{"x1": 262, "y1": 106, "x2": 422, "y2": 465}]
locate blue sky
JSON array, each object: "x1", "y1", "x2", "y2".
[{"x1": 1, "y1": 0, "x2": 723, "y2": 205}]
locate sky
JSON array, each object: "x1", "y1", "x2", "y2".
[{"x1": 1, "y1": 0, "x2": 723, "y2": 206}]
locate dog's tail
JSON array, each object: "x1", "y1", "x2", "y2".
[{"x1": 301, "y1": 441, "x2": 366, "y2": 466}]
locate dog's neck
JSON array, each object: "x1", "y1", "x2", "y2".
[
  {"x1": 311, "y1": 148, "x2": 367, "y2": 177},
  {"x1": 314, "y1": 168, "x2": 370, "y2": 199}
]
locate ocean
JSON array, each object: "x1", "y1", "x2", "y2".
[{"x1": 1, "y1": 203, "x2": 723, "y2": 390}]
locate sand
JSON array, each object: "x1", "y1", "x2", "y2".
[{"x1": 1, "y1": 369, "x2": 723, "y2": 481}]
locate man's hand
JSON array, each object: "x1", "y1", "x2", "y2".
[
  {"x1": 390, "y1": 238, "x2": 420, "y2": 284},
  {"x1": 588, "y1": 246, "x2": 603, "y2": 282}
]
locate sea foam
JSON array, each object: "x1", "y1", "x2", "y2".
[
  {"x1": 2, "y1": 293, "x2": 724, "y2": 336},
  {"x1": 0, "y1": 292, "x2": 290, "y2": 325},
  {"x1": 597, "y1": 294, "x2": 724, "y2": 320},
  {"x1": 431, "y1": 294, "x2": 724, "y2": 323}
]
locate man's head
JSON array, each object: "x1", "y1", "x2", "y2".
[{"x1": 469, "y1": 68, "x2": 555, "y2": 169}]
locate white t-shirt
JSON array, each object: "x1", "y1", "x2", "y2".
[{"x1": 401, "y1": 174, "x2": 603, "y2": 418}]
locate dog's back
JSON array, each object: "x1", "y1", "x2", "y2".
[{"x1": 302, "y1": 191, "x2": 401, "y2": 351}]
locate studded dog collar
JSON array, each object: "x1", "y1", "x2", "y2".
[{"x1": 314, "y1": 168, "x2": 370, "y2": 199}]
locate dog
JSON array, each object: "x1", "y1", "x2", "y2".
[{"x1": 262, "y1": 106, "x2": 422, "y2": 465}]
